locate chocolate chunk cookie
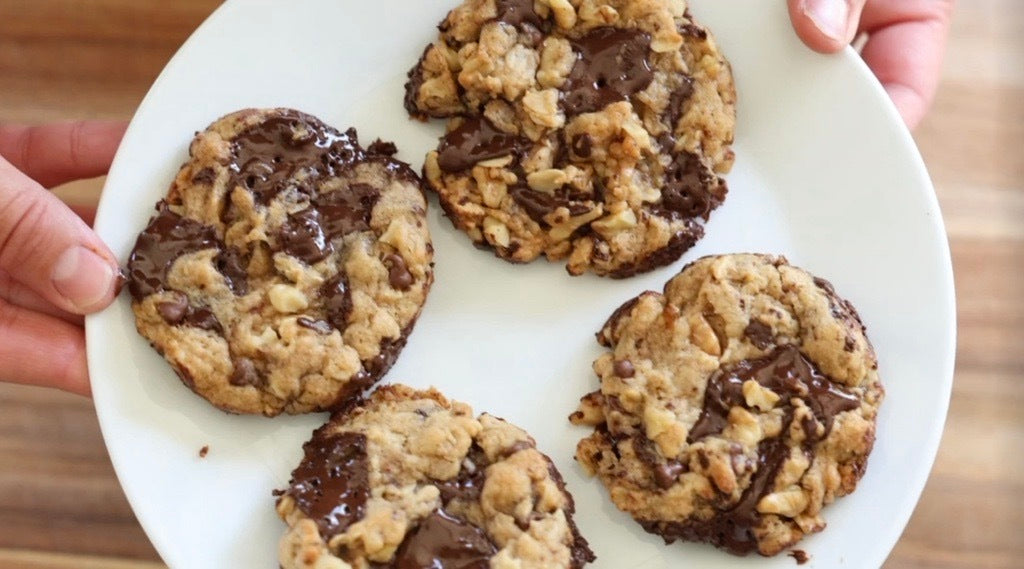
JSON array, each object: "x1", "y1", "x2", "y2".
[
  {"x1": 125, "y1": 109, "x2": 433, "y2": 416},
  {"x1": 571, "y1": 254, "x2": 883, "y2": 556},
  {"x1": 276, "y1": 384, "x2": 595, "y2": 568},
  {"x1": 405, "y1": 0, "x2": 735, "y2": 277}
]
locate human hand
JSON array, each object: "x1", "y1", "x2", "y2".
[
  {"x1": 0, "y1": 121, "x2": 127, "y2": 396},
  {"x1": 788, "y1": 0, "x2": 955, "y2": 129}
]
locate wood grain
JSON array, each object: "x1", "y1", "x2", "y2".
[{"x1": 0, "y1": 1, "x2": 1020, "y2": 567}]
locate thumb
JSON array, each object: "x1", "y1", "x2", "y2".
[
  {"x1": 788, "y1": 0, "x2": 868, "y2": 53},
  {"x1": 0, "y1": 156, "x2": 120, "y2": 315}
]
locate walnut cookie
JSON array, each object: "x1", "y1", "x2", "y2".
[
  {"x1": 125, "y1": 108, "x2": 433, "y2": 416},
  {"x1": 405, "y1": 0, "x2": 735, "y2": 277},
  {"x1": 571, "y1": 254, "x2": 883, "y2": 556},
  {"x1": 276, "y1": 384, "x2": 595, "y2": 569}
]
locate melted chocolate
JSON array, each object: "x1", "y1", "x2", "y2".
[
  {"x1": 390, "y1": 509, "x2": 496, "y2": 569},
  {"x1": 658, "y1": 149, "x2": 721, "y2": 220},
  {"x1": 663, "y1": 77, "x2": 695, "y2": 129},
  {"x1": 285, "y1": 431, "x2": 370, "y2": 540},
  {"x1": 434, "y1": 444, "x2": 489, "y2": 504},
  {"x1": 643, "y1": 437, "x2": 794, "y2": 555},
  {"x1": 226, "y1": 112, "x2": 364, "y2": 205},
  {"x1": 562, "y1": 27, "x2": 653, "y2": 116},
  {"x1": 214, "y1": 247, "x2": 249, "y2": 295},
  {"x1": 278, "y1": 183, "x2": 379, "y2": 264},
  {"x1": 127, "y1": 207, "x2": 220, "y2": 300},
  {"x1": 317, "y1": 183, "x2": 378, "y2": 239},
  {"x1": 598, "y1": 296, "x2": 641, "y2": 346},
  {"x1": 436, "y1": 118, "x2": 530, "y2": 172},
  {"x1": 404, "y1": 46, "x2": 433, "y2": 118},
  {"x1": 606, "y1": 228, "x2": 701, "y2": 279},
  {"x1": 688, "y1": 346, "x2": 860, "y2": 444},
  {"x1": 320, "y1": 273, "x2": 353, "y2": 331},
  {"x1": 280, "y1": 208, "x2": 331, "y2": 263},
  {"x1": 495, "y1": 0, "x2": 543, "y2": 32}
]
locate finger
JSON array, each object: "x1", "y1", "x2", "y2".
[
  {"x1": 69, "y1": 204, "x2": 98, "y2": 227},
  {"x1": 0, "y1": 269, "x2": 84, "y2": 325},
  {"x1": 858, "y1": 0, "x2": 955, "y2": 129},
  {"x1": 0, "y1": 156, "x2": 121, "y2": 315},
  {"x1": 0, "y1": 298, "x2": 89, "y2": 396},
  {"x1": 0, "y1": 121, "x2": 126, "y2": 189},
  {"x1": 788, "y1": 0, "x2": 869, "y2": 53}
]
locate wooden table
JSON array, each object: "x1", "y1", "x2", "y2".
[{"x1": 0, "y1": 1, "x2": 1020, "y2": 567}]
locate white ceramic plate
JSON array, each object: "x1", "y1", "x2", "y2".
[{"x1": 87, "y1": 1, "x2": 956, "y2": 567}]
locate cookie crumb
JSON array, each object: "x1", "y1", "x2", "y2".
[
  {"x1": 789, "y1": 550, "x2": 810, "y2": 565},
  {"x1": 198, "y1": 445, "x2": 209, "y2": 458}
]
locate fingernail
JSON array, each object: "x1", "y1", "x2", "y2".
[
  {"x1": 51, "y1": 246, "x2": 116, "y2": 311},
  {"x1": 801, "y1": 0, "x2": 849, "y2": 42}
]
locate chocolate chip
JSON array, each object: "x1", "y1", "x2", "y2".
[
  {"x1": 156, "y1": 293, "x2": 189, "y2": 324},
  {"x1": 561, "y1": 27, "x2": 654, "y2": 116},
  {"x1": 743, "y1": 320, "x2": 774, "y2": 350},
  {"x1": 789, "y1": 550, "x2": 810, "y2": 565},
  {"x1": 229, "y1": 357, "x2": 262, "y2": 387},
  {"x1": 570, "y1": 133, "x2": 593, "y2": 159},
  {"x1": 183, "y1": 307, "x2": 222, "y2": 333},
  {"x1": 383, "y1": 254, "x2": 414, "y2": 291},
  {"x1": 653, "y1": 460, "x2": 686, "y2": 490},
  {"x1": 613, "y1": 359, "x2": 635, "y2": 378},
  {"x1": 436, "y1": 117, "x2": 531, "y2": 173},
  {"x1": 198, "y1": 445, "x2": 209, "y2": 458},
  {"x1": 191, "y1": 167, "x2": 216, "y2": 184},
  {"x1": 284, "y1": 431, "x2": 369, "y2": 540},
  {"x1": 297, "y1": 317, "x2": 334, "y2": 335},
  {"x1": 391, "y1": 509, "x2": 497, "y2": 569},
  {"x1": 679, "y1": 22, "x2": 708, "y2": 40},
  {"x1": 509, "y1": 186, "x2": 558, "y2": 224}
]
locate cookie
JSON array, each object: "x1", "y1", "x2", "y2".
[
  {"x1": 125, "y1": 109, "x2": 433, "y2": 416},
  {"x1": 405, "y1": 0, "x2": 735, "y2": 277},
  {"x1": 276, "y1": 384, "x2": 595, "y2": 569},
  {"x1": 570, "y1": 254, "x2": 883, "y2": 555}
]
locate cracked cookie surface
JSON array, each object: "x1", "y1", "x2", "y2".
[
  {"x1": 405, "y1": 0, "x2": 735, "y2": 277},
  {"x1": 276, "y1": 384, "x2": 595, "y2": 569},
  {"x1": 571, "y1": 254, "x2": 883, "y2": 555},
  {"x1": 126, "y1": 108, "x2": 433, "y2": 416}
]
